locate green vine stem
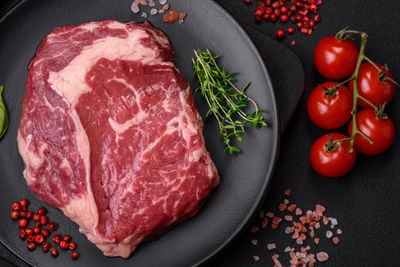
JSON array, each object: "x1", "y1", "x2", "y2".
[
  {"x1": 332, "y1": 29, "x2": 380, "y2": 151},
  {"x1": 348, "y1": 31, "x2": 368, "y2": 151}
]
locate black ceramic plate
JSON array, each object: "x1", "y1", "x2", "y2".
[{"x1": 0, "y1": 0, "x2": 279, "y2": 266}]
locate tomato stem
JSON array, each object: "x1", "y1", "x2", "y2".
[
  {"x1": 363, "y1": 56, "x2": 382, "y2": 72},
  {"x1": 375, "y1": 103, "x2": 388, "y2": 120},
  {"x1": 363, "y1": 57, "x2": 400, "y2": 87},
  {"x1": 356, "y1": 130, "x2": 374, "y2": 144},
  {"x1": 325, "y1": 135, "x2": 352, "y2": 152},
  {"x1": 348, "y1": 31, "x2": 368, "y2": 152},
  {"x1": 321, "y1": 76, "x2": 355, "y2": 101},
  {"x1": 335, "y1": 28, "x2": 364, "y2": 41},
  {"x1": 357, "y1": 95, "x2": 378, "y2": 111}
]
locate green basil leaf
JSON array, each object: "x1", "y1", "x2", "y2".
[{"x1": 0, "y1": 86, "x2": 9, "y2": 139}]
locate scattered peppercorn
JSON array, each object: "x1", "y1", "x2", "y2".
[
  {"x1": 276, "y1": 29, "x2": 285, "y2": 39},
  {"x1": 25, "y1": 228, "x2": 33, "y2": 236},
  {"x1": 19, "y1": 218, "x2": 28, "y2": 228},
  {"x1": 27, "y1": 242, "x2": 36, "y2": 250},
  {"x1": 47, "y1": 221, "x2": 58, "y2": 231},
  {"x1": 40, "y1": 215, "x2": 48, "y2": 225},
  {"x1": 69, "y1": 242, "x2": 77, "y2": 250},
  {"x1": 11, "y1": 198, "x2": 80, "y2": 261},
  {"x1": 12, "y1": 202, "x2": 21, "y2": 211},
  {"x1": 71, "y1": 251, "x2": 80, "y2": 260},
  {"x1": 63, "y1": 235, "x2": 72, "y2": 242},
  {"x1": 53, "y1": 233, "x2": 61, "y2": 244},
  {"x1": 50, "y1": 247, "x2": 58, "y2": 257},
  {"x1": 33, "y1": 213, "x2": 40, "y2": 221},
  {"x1": 11, "y1": 211, "x2": 20, "y2": 220},
  {"x1": 41, "y1": 229, "x2": 50, "y2": 237},
  {"x1": 20, "y1": 199, "x2": 30, "y2": 208},
  {"x1": 42, "y1": 241, "x2": 51, "y2": 252},
  {"x1": 26, "y1": 211, "x2": 33, "y2": 219},
  {"x1": 27, "y1": 235, "x2": 35, "y2": 243},
  {"x1": 35, "y1": 234, "x2": 44, "y2": 245},
  {"x1": 245, "y1": 0, "x2": 322, "y2": 40},
  {"x1": 19, "y1": 229, "x2": 27, "y2": 240},
  {"x1": 60, "y1": 241, "x2": 69, "y2": 250},
  {"x1": 37, "y1": 207, "x2": 47, "y2": 215}
]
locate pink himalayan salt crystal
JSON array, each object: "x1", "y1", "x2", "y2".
[
  {"x1": 295, "y1": 208, "x2": 302, "y2": 215},
  {"x1": 131, "y1": 2, "x2": 140, "y2": 13},
  {"x1": 316, "y1": 252, "x2": 329, "y2": 262}
]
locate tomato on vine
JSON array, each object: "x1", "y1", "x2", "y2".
[
  {"x1": 348, "y1": 109, "x2": 395, "y2": 155},
  {"x1": 313, "y1": 36, "x2": 359, "y2": 80},
  {"x1": 307, "y1": 82, "x2": 353, "y2": 129},
  {"x1": 310, "y1": 133, "x2": 356, "y2": 178},
  {"x1": 349, "y1": 62, "x2": 396, "y2": 108}
]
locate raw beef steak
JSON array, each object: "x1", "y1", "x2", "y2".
[{"x1": 17, "y1": 20, "x2": 219, "y2": 258}]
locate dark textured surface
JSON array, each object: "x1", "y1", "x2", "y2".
[
  {"x1": 210, "y1": 0, "x2": 400, "y2": 267},
  {"x1": 0, "y1": 1, "x2": 280, "y2": 266},
  {"x1": 2, "y1": 0, "x2": 400, "y2": 266},
  {"x1": 242, "y1": 24, "x2": 305, "y2": 132}
]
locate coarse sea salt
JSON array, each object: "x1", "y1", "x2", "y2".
[
  {"x1": 316, "y1": 252, "x2": 329, "y2": 262},
  {"x1": 141, "y1": 12, "x2": 148, "y2": 18},
  {"x1": 131, "y1": 2, "x2": 140, "y2": 13},
  {"x1": 285, "y1": 226, "x2": 291, "y2": 234},
  {"x1": 266, "y1": 212, "x2": 274, "y2": 218},
  {"x1": 150, "y1": 8, "x2": 158, "y2": 15},
  {"x1": 260, "y1": 210, "x2": 265, "y2": 218},
  {"x1": 326, "y1": 230, "x2": 333, "y2": 238}
]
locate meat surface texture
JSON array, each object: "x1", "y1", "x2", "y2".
[{"x1": 17, "y1": 20, "x2": 219, "y2": 258}]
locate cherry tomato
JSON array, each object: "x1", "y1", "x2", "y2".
[
  {"x1": 349, "y1": 62, "x2": 396, "y2": 108},
  {"x1": 307, "y1": 82, "x2": 353, "y2": 129},
  {"x1": 310, "y1": 133, "x2": 356, "y2": 177},
  {"x1": 348, "y1": 109, "x2": 395, "y2": 155},
  {"x1": 314, "y1": 36, "x2": 359, "y2": 80}
]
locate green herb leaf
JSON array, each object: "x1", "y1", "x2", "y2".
[
  {"x1": 192, "y1": 50, "x2": 267, "y2": 153},
  {"x1": 0, "y1": 85, "x2": 9, "y2": 139}
]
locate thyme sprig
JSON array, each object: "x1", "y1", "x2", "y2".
[{"x1": 192, "y1": 49, "x2": 267, "y2": 154}]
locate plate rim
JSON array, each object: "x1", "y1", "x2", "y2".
[
  {"x1": 193, "y1": 2, "x2": 280, "y2": 265},
  {"x1": 0, "y1": 0, "x2": 280, "y2": 266}
]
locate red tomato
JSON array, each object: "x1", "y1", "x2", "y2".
[
  {"x1": 307, "y1": 82, "x2": 353, "y2": 129},
  {"x1": 314, "y1": 36, "x2": 359, "y2": 80},
  {"x1": 349, "y1": 62, "x2": 396, "y2": 108},
  {"x1": 310, "y1": 133, "x2": 356, "y2": 177},
  {"x1": 348, "y1": 109, "x2": 395, "y2": 155}
]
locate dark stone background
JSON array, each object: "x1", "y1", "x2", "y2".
[
  {"x1": 1, "y1": 0, "x2": 400, "y2": 266},
  {"x1": 210, "y1": 1, "x2": 400, "y2": 266}
]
